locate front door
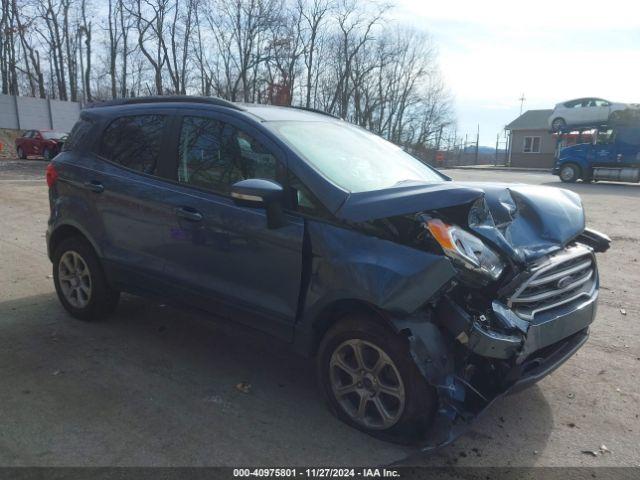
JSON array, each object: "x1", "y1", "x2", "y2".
[
  {"x1": 31, "y1": 131, "x2": 44, "y2": 156},
  {"x1": 614, "y1": 127, "x2": 640, "y2": 165},
  {"x1": 160, "y1": 111, "x2": 304, "y2": 340},
  {"x1": 22, "y1": 131, "x2": 35, "y2": 155},
  {"x1": 592, "y1": 129, "x2": 617, "y2": 164}
]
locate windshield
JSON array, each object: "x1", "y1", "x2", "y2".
[
  {"x1": 42, "y1": 131, "x2": 67, "y2": 140},
  {"x1": 269, "y1": 121, "x2": 444, "y2": 193}
]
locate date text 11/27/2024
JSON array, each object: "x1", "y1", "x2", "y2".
[{"x1": 233, "y1": 468, "x2": 401, "y2": 478}]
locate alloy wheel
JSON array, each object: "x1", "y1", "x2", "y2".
[
  {"x1": 329, "y1": 339, "x2": 406, "y2": 430},
  {"x1": 58, "y1": 251, "x2": 92, "y2": 308}
]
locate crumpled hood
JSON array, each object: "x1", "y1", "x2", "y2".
[
  {"x1": 459, "y1": 182, "x2": 585, "y2": 263},
  {"x1": 336, "y1": 181, "x2": 585, "y2": 264}
]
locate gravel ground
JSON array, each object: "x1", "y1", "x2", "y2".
[{"x1": 0, "y1": 160, "x2": 638, "y2": 467}]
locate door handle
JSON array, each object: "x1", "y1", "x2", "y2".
[
  {"x1": 175, "y1": 207, "x2": 203, "y2": 222},
  {"x1": 83, "y1": 181, "x2": 104, "y2": 193}
]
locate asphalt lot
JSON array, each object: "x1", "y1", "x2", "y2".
[{"x1": 0, "y1": 159, "x2": 638, "y2": 467}]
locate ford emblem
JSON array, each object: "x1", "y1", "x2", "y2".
[{"x1": 557, "y1": 276, "x2": 573, "y2": 289}]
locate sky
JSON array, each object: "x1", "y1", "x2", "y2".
[{"x1": 391, "y1": 0, "x2": 640, "y2": 146}]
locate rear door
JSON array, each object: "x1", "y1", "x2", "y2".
[
  {"x1": 84, "y1": 109, "x2": 179, "y2": 294},
  {"x1": 588, "y1": 99, "x2": 611, "y2": 124},
  {"x1": 159, "y1": 110, "x2": 305, "y2": 340}
]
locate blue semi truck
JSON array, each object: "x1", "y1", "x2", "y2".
[{"x1": 553, "y1": 118, "x2": 640, "y2": 184}]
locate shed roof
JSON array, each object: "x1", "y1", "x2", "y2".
[{"x1": 506, "y1": 109, "x2": 553, "y2": 130}]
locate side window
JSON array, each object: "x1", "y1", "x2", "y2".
[
  {"x1": 288, "y1": 172, "x2": 329, "y2": 217},
  {"x1": 100, "y1": 115, "x2": 166, "y2": 174},
  {"x1": 177, "y1": 116, "x2": 278, "y2": 195},
  {"x1": 596, "y1": 129, "x2": 615, "y2": 145},
  {"x1": 23, "y1": 130, "x2": 33, "y2": 138},
  {"x1": 63, "y1": 119, "x2": 94, "y2": 152}
]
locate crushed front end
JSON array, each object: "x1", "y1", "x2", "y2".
[{"x1": 374, "y1": 186, "x2": 611, "y2": 450}]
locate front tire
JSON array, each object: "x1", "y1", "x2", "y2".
[
  {"x1": 559, "y1": 163, "x2": 580, "y2": 183},
  {"x1": 43, "y1": 147, "x2": 53, "y2": 161},
  {"x1": 52, "y1": 236, "x2": 120, "y2": 321},
  {"x1": 17, "y1": 146, "x2": 26, "y2": 159},
  {"x1": 317, "y1": 315, "x2": 437, "y2": 445}
]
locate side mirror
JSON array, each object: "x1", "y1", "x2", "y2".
[{"x1": 231, "y1": 179, "x2": 286, "y2": 229}]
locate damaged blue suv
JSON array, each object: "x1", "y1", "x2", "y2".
[{"x1": 46, "y1": 96, "x2": 610, "y2": 447}]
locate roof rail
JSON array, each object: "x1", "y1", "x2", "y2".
[
  {"x1": 85, "y1": 95, "x2": 244, "y2": 111},
  {"x1": 287, "y1": 105, "x2": 340, "y2": 119}
]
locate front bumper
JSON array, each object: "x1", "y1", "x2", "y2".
[
  {"x1": 413, "y1": 327, "x2": 590, "y2": 454},
  {"x1": 399, "y1": 252, "x2": 599, "y2": 451},
  {"x1": 468, "y1": 285, "x2": 598, "y2": 362}
]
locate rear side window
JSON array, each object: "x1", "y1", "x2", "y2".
[
  {"x1": 62, "y1": 119, "x2": 94, "y2": 152},
  {"x1": 177, "y1": 116, "x2": 278, "y2": 195},
  {"x1": 100, "y1": 115, "x2": 166, "y2": 174}
]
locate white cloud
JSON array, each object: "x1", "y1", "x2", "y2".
[{"x1": 391, "y1": 0, "x2": 640, "y2": 144}]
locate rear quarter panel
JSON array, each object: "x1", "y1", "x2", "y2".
[{"x1": 48, "y1": 152, "x2": 106, "y2": 257}]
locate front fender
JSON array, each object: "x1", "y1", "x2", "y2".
[
  {"x1": 304, "y1": 221, "x2": 456, "y2": 317},
  {"x1": 291, "y1": 220, "x2": 457, "y2": 356}
]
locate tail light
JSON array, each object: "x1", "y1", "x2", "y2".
[{"x1": 46, "y1": 163, "x2": 59, "y2": 187}]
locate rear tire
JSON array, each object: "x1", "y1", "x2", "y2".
[
  {"x1": 52, "y1": 236, "x2": 120, "y2": 321},
  {"x1": 17, "y1": 146, "x2": 26, "y2": 159},
  {"x1": 317, "y1": 314, "x2": 437, "y2": 445},
  {"x1": 43, "y1": 147, "x2": 53, "y2": 161},
  {"x1": 559, "y1": 163, "x2": 580, "y2": 183},
  {"x1": 551, "y1": 117, "x2": 566, "y2": 132}
]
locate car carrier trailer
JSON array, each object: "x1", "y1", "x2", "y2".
[{"x1": 553, "y1": 111, "x2": 640, "y2": 184}]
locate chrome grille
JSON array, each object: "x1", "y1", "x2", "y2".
[{"x1": 508, "y1": 245, "x2": 597, "y2": 320}]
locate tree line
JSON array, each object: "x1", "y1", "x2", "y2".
[{"x1": 0, "y1": 0, "x2": 457, "y2": 152}]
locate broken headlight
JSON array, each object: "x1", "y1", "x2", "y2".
[{"x1": 426, "y1": 218, "x2": 505, "y2": 281}]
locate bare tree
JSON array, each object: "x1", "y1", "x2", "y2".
[
  {"x1": 127, "y1": 0, "x2": 173, "y2": 95},
  {"x1": 4, "y1": 0, "x2": 456, "y2": 160},
  {"x1": 1, "y1": 0, "x2": 20, "y2": 94}
]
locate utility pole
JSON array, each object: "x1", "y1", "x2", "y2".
[
  {"x1": 519, "y1": 93, "x2": 526, "y2": 115},
  {"x1": 495, "y1": 133, "x2": 500, "y2": 166},
  {"x1": 463, "y1": 133, "x2": 468, "y2": 165},
  {"x1": 475, "y1": 124, "x2": 480, "y2": 165},
  {"x1": 435, "y1": 124, "x2": 444, "y2": 162}
]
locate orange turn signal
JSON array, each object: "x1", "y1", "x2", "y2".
[{"x1": 426, "y1": 219, "x2": 456, "y2": 251}]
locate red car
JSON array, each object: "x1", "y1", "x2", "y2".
[{"x1": 15, "y1": 129, "x2": 67, "y2": 160}]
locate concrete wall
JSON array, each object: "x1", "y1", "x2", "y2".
[
  {"x1": 0, "y1": 95, "x2": 19, "y2": 129},
  {"x1": 509, "y1": 129, "x2": 556, "y2": 168},
  {"x1": 50, "y1": 99, "x2": 82, "y2": 131},
  {"x1": 0, "y1": 94, "x2": 80, "y2": 133}
]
